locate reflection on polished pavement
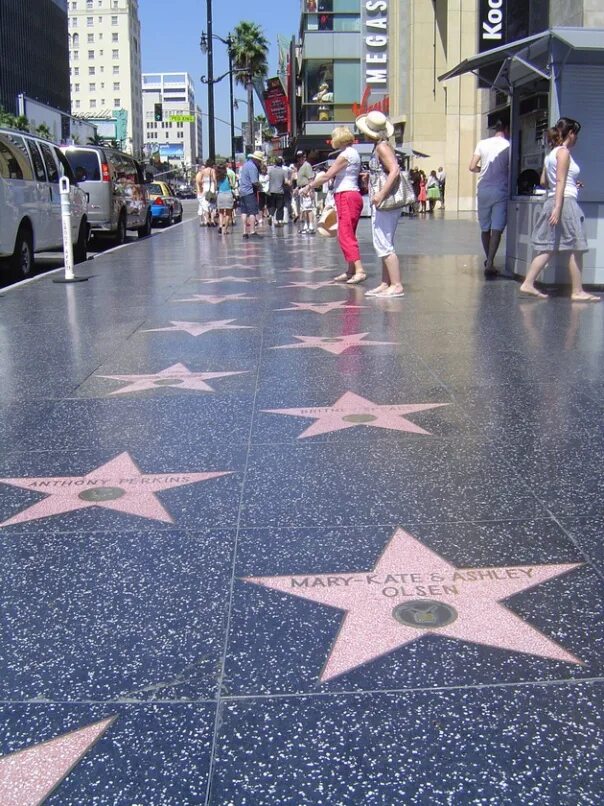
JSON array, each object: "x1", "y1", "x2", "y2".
[{"x1": 0, "y1": 215, "x2": 603, "y2": 804}]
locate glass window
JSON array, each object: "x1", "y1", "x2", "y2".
[
  {"x1": 111, "y1": 15, "x2": 118, "y2": 24},
  {"x1": 0, "y1": 134, "x2": 34, "y2": 180},
  {"x1": 90, "y1": 99, "x2": 96, "y2": 108},
  {"x1": 73, "y1": 50, "x2": 79, "y2": 60},
  {"x1": 53, "y1": 148, "x2": 76, "y2": 182},
  {"x1": 73, "y1": 33, "x2": 79, "y2": 46},
  {"x1": 73, "y1": 66, "x2": 79, "y2": 75},
  {"x1": 333, "y1": 60, "x2": 361, "y2": 103},
  {"x1": 88, "y1": 49, "x2": 94, "y2": 58},
  {"x1": 87, "y1": 33, "x2": 94, "y2": 42},
  {"x1": 86, "y1": 16, "x2": 93, "y2": 25},
  {"x1": 27, "y1": 140, "x2": 47, "y2": 181},
  {"x1": 333, "y1": 14, "x2": 360, "y2": 32},
  {"x1": 89, "y1": 82, "x2": 95, "y2": 91},
  {"x1": 114, "y1": 98, "x2": 120, "y2": 107},
  {"x1": 113, "y1": 82, "x2": 120, "y2": 90},
  {"x1": 112, "y1": 49, "x2": 119, "y2": 58},
  {"x1": 112, "y1": 33, "x2": 118, "y2": 42},
  {"x1": 63, "y1": 149, "x2": 101, "y2": 181},
  {"x1": 89, "y1": 66, "x2": 95, "y2": 74},
  {"x1": 38, "y1": 142, "x2": 59, "y2": 183},
  {"x1": 113, "y1": 66, "x2": 119, "y2": 74}
]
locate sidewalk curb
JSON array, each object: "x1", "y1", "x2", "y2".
[{"x1": 0, "y1": 217, "x2": 194, "y2": 295}]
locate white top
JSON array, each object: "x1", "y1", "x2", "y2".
[
  {"x1": 473, "y1": 135, "x2": 510, "y2": 191},
  {"x1": 545, "y1": 146, "x2": 580, "y2": 200},
  {"x1": 259, "y1": 172, "x2": 270, "y2": 193},
  {"x1": 332, "y1": 146, "x2": 361, "y2": 193}
]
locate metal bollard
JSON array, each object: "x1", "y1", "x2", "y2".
[{"x1": 53, "y1": 176, "x2": 88, "y2": 283}]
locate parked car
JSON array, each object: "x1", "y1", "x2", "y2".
[
  {"x1": 148, "y1": 181, "x2": 183, "y2": 226},
  {"x1": 61, "y1": 145, "x2": 152, "y2": 244},
  {"x1": 0, "y1": 128, "x2": 89, "y2": 279},
  {"x1": 176, "y1": 184, "x2": 196, "y2": 199}
]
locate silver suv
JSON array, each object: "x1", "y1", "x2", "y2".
[{"x1": 62, "y1": 145, "x2": 152, "y2": 243}]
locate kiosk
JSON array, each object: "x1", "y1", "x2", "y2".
[{"x1": 440, "y1": 28, "x2": 604, "y2": 288}]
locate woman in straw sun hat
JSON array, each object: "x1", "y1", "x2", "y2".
[
  {"x1": 356, "y1": 110, "x2": 405, "y2": 298},
  {"x1": 302, "y1": 126, "x2": 367, "y2": 284}
]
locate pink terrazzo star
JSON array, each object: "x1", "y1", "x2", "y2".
[
  {"x1": 0, "y1": 452, "x2": 232, "y2": 528},
  {"x1": 96, "y1": 362, "x2": 248, "y2": 395},
  {"x1": 141, "y1": 319, "x2": 254, "y2": 336},
  {"x1": 245, "y1": 528, "x2": 583, "y2": 682},
  {"x1": 173, "y1": 293, "x2": 257, "y2": 304},
  {"x1": 278, "y1": 280, "x2": 335, "y2": 290},
  {"x1": 0, "y1": 716, "x2": 115, "y2": 805},
  {"x1": 274, "y1": 302, "x2": 366, "y2": 315},
  {"x1": 263, "y1": 391, "x2": 449, "y2": 438},
  {"x1": 194, "y1": 276, "x2": 260, "y2": 284},
  {"x1": 272, "y1": 332, "x2": 396, "y2": 355}
]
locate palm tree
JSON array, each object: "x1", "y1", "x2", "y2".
[
  {"x1": 35, "y1": 123, "x2": 52, "y2": 140},
  {"x1": 231, "y1": 21, "x2": 269, "y2": 153},
  {"x1": 87, "y1": 132, "x2": 105, "y2": 145}
]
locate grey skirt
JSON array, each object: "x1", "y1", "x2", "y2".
[
  {"x1": 217, "y1": 191, "x2": 235, "y2": 210},
  {"x1": 531, "y1": 196, "x2": 588, "y2": 253}
]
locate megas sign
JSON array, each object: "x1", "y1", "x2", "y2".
[
  {"x1": 358, "y1": 0, "x2": 389, "y2": 111},
  {"x1": 479, "y1": 0, "x2": 507, "y2": 51}
]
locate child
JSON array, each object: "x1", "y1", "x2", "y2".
[{"x1": 299, "y1": 186, "x2": 316, "y2": 234}]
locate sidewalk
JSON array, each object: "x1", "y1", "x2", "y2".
[{"x1": 0, "y1": 214, "x2": 602, "y2": 805}]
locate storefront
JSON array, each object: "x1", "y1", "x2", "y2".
[{"x1": 441, "y1": 28, "x2": 604, "y2": 287}]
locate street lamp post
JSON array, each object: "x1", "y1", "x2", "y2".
[
  {"x1": 200, "y1": 28, "x2": 236, "y2": 164},
  {"x1": 204, "y1": 0, "x2": 215, "y2": 161}
]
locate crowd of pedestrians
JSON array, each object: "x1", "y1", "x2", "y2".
[{"x1": 194, "y1": 110, "x2": 598, "y2": 303}]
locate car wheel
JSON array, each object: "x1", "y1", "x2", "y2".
[
  {"x1": 10, "y1": 225, "x2": 34, "y2": 279},
  {"x1": 73, "y1": 220, "x2": 88, "y2": 264},
  {"x1": 175, "y1": 207, "x2": 183, "y2": 223},
  {"x1": 166, "y1": 209, "x2": 174, "y2": 227},
  {"x1": 114, "y1": 213, "x2": 127, "y2": 246},
  {"x1": 137, "y1": 210, "x2": 152, "y2": 238}
]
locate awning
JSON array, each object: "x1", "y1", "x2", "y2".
[{"x1": 439, "y1": 27, "x2": 604, "y2": 87}]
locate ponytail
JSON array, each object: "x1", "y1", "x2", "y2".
[{"x1": 546, "y1": 117, "x2": 582, "y2": 148}]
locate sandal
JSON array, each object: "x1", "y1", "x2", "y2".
[
  {"x1": 346, "y1": 272, "x2": 367, "y2": 285},
  {"x1": 334, "y1": 272, "x2": 352, "y2": 282},
  {"x1": 365, "y1": 283, "x2": 388, "y2": 297},
  {"x1": 376, "y1": 286, "x2": 405, "y2": 298}
]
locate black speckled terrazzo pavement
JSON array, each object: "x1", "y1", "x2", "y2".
[{"x1": 0, "y1": 213, "x2": 603, "y2": 805}]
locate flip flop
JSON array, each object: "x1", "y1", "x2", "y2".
[{"x1": 346, "y1": 273, "x2": 367, "y2": 285}]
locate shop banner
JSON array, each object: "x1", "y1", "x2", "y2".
[
  {"x1": 264, "y1": 77, "x2": 289, "y2": 134},
  {"x1": 478, "y1": 0, "x2": 507, "y2": 52}
]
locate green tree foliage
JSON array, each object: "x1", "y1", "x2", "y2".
[{"x1": 231, "y1": 22, "x2": 269, "y2": 149}]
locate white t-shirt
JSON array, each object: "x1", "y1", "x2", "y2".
[
  {"x1": 545, "y1": 146, "x2": 580, "y2": 200},
  {"x1": 332, "y1": 146, "x2": 361, "y2": 193},
  {"x1": 473, "y1": 135, "x2": 510, "y2": 192}
]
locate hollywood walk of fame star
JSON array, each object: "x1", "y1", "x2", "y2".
[
  {"x1": 0, "y1": 452, "x2": 233, "y2": 528},
  {"x1": 95, "y1": 362, "x2": 248, "y2": 395},
  {"x1": 0, "y1": 716, "x2": 115, "y2": 805},
  {"x1": 274, "y1": 302, "x2": 366, "y2": 315},
  {"x1": 173, "y1": 293, "x2": 257, "y2": 304},
  {"x1": 263, "y1": 391, "x2": 449, "y2": 438},
  {"x1": 194, "y1": 276, "x2": 260, "y2": 284},
  {"x1": 278, "y1": 280, "x2": 335, "y2": 290},
  {"x1": 272, "y1": 332, "x2": 396, "y2": 355},
  {"x1": 217, "y1": 263, "x2": 260, "y2": 271},
  {"x1": 245, "y1": 528, "x2": 583, "y2": 682},
  {"x1": 141, "y1": 319, "x2": 254, "y2": 337}
]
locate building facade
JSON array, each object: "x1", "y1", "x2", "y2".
[
  {"x1": 0, "y1": 0, "x2": 70, "y2": 116},
  {"x1": 68, "y1": 0, "x2": 143, "y2": 156},
  {"x1": 142, "y1": 73, "x2": 201, "y2": 173}
]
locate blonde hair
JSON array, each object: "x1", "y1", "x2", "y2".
[{"x1": 330, "y1": 126, "x2": 354, "y2": 150}]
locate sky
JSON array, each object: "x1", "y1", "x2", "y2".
[{"x1": 139, "y1": 0, "x2": 300, "y2": 158}]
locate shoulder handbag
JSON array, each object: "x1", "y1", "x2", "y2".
[{"x1": 369, "y1": 150, "x2": 416, "y2": 210}]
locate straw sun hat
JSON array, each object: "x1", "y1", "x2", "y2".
[
  {"x1": 317, "y1": 207, "x2": 338, "y2": 237},
  {"x1": 247, "y1": 151, "x2": 265, "y2": 162},
  {"x1": 355, "y1": 110, "x2": 394, "y2": 140}
]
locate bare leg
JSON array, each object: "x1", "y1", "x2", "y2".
[
  {"x1": 485, "y1": 229, "x2": 503, "y2": 271},
  {"x1": 519, "y1": 251, "x2": 551, "y2": 297},
  {"x1": 568, "y1": 252, "x2": 600, "y2": 301},
  {"x1": 383, "y1": 253, "x2": 402, "y2": 291}
]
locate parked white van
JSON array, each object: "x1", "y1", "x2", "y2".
[{"x1": 0, "y1": 128, "x2": 88, "y2": 279}]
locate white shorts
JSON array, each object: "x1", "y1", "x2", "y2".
[
  {"x1": 371, "y1": 207, "x2": 401, "y2": 257},
  {"x1": 477, "y1": 186, "x2": 508, "y2": 232}
]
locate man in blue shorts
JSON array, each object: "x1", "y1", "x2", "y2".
[
  {"x1": 469, "y1": 120, "x2": 510, "y2": 277},
  {"x1": 239, "y1": 151, "x2": 264, "y2": 238}
]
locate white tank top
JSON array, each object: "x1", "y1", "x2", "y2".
[
  {"x1": 545, "y1": 146, "x2": 580, "y2": 199},
  {"x1": 332, "y1": 146, "x2": 360, "y2": 193}
]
